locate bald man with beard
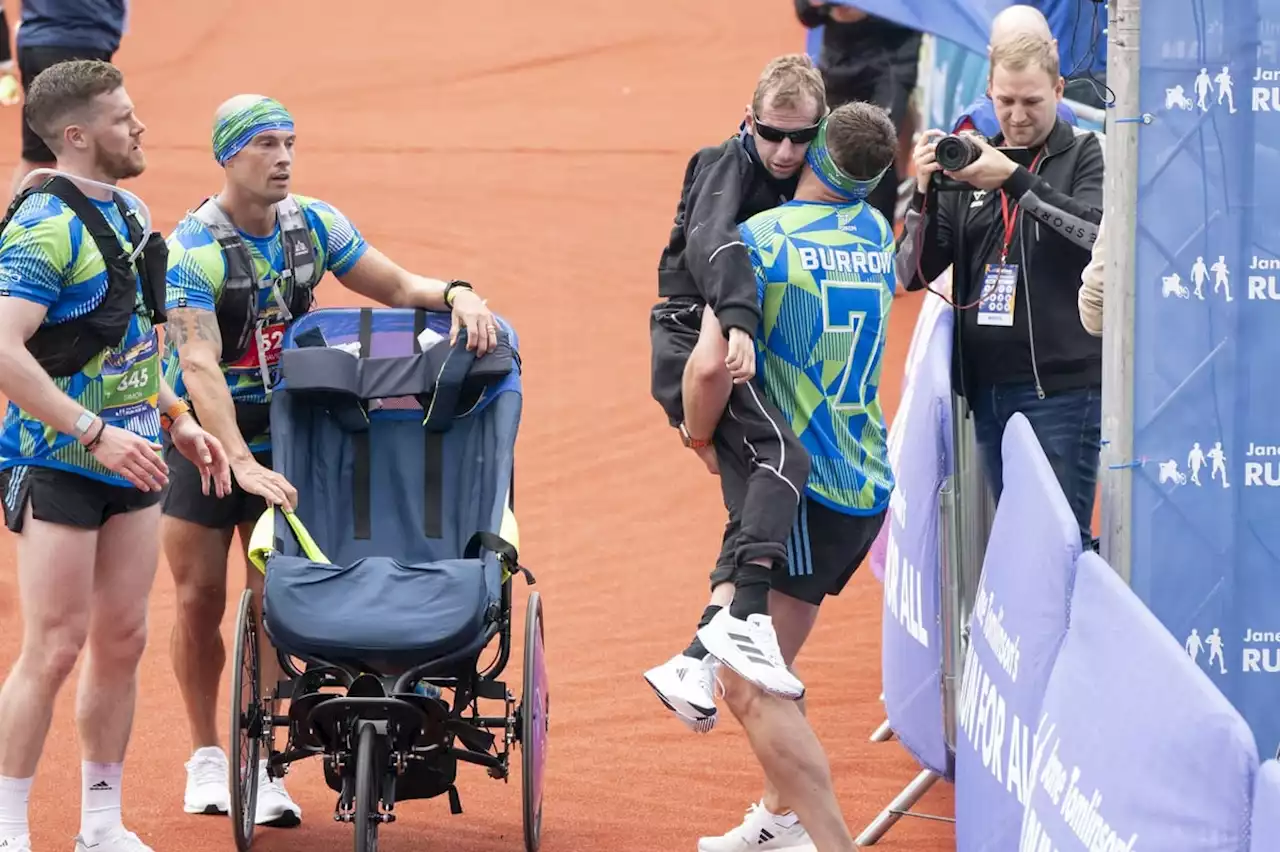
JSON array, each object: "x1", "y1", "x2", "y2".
[{"x1": 159, "y1": 93, "x2": 501, "y2": 826}]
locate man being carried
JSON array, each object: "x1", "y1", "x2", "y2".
[
  {"x1": 161, "y1": 94, "x2": 500, "y2": 825},
  {"x1": 0, "y1": 59, "x2": 230, "y2": 852}
]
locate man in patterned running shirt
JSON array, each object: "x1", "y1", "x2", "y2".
[
  {"x1": 160, "y1": 93, "x2": 501, "y2": 824},
  {"x1": 0, "y1": 60, "x2": 231, "y2": 852},
  {"x1": 692, "y1": 101, "x2": 898, "y2": 852}
]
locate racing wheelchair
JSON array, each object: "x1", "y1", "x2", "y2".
[{"x1": 230, "y1": 306, "x2": 547, "y2": 852}]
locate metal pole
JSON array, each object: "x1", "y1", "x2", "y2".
[{"x1": 1099, "y1": 0, "x2": 1142, "y2": 585}]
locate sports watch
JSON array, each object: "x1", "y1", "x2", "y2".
[
  {"x1": 71, "y1": 409, "x2": 96, "y2": 442},
  {"x1": 443, "y1": 279, "x2": 474, "y2": 307},
  {"x1": 678, "y1": 422, "x2": 712, "y2": 450}
]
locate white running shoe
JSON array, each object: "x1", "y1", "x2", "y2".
[
  {"x1": 696, "y1": 610, "x2": 804, "y2": 700},
  {"x1": 255, "y1": 760, "x2": 301, "y2": 827},
  {"x1": 183, "y1": 746, "x2": 230, "y2": 815},
  {"x1": 697, "y1": 801, "x2": 817, "y2": 851},
  {"x1": 73, "y1": 827, "x2": 155, "y2": 851},
  {"x1": 0, "y1": 835, "x2": 31, "y2": 851},
  {"x1": 643, "y1": 653, "x2": 719, "y2": 733}
]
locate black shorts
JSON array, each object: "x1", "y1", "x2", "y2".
[
  {"x1": 161, "y1": 438, "x2": 272, "y2": 530},
  {"x1": 17, "y1": 45, "x2": 114, "y2": 163},
  {"x1": 649, "y1": 297, "x2": 704, "y2": 428},
  {"x1": 713, "y1": 496, "x2": 886, "y2": 606},
  {"x1": 0, "y1": 464, "x2": 161, "y2": 533}
]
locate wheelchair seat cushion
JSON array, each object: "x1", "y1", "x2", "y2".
[{"x1": 262, "y1": 553, "x2": 491, "y2": 668}]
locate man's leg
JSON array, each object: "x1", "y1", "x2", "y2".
[
  {"x1": 76, "y1": 501, "x2": 164, "y2": 847},
  {"x1": 698, "y1": 501, "x2": 886, "y2": 852},
  {"x1": 0, "y1": 471, "x2": 100, "y2": 845},
  {"x1": 236, "y1": 518, "x2": 301, "y2": 827},
  {"x1": 163, "y1": 432, "x2": 240, "y2": 817},
  {"x1": 696, "y1": 382, "x2": 809, "y2": 698},
  {"x1": 720, "y1": 673, "x2": 852, "y2": 852},
  {"x1": 1007, "y1": 384, "x2": 1104, "y2": 549}
]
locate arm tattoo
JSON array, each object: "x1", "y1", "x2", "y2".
[{"x1": 166, "y1": 309, "x2": 221, "y2": 349}]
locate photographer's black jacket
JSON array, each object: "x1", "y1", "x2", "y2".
[
  {"x1": 898, "y1": 117, "x2": 1104, "y2": 398},
  {"x1": 657, "y1": 131, "x2": 796, "y2": 336}
]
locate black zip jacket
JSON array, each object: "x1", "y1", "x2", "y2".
[
  {"x1": 897, "y1": 117, "x2": 1104, "y2": 399},
  {"x1": 656, "y1": 130, "x2": 796, "y2": 336}
]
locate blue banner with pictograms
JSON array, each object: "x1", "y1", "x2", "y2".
[{"x1": 1131, "y1": 0, "x2": 1280, "y2": 759}]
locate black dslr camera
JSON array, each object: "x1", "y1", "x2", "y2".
[{"x1": 930, "y1": 133, "x2": 1035, "y2": 191}]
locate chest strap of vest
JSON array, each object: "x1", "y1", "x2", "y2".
[
  {"x1": 3, "y1": 176, "x2": 167, "y2": 378},
  {"x1": 189, "y1": 195, "x2": 320, "y2": 364}
]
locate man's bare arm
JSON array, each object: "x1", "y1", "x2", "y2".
[
  {"x1": 335, "y1": 246, "x2": 450, "y2": 310},
  {"x1": 0, "y1": 298, "x2": 101, "y2": 440},
  {"x1": 164, "y1": 306, "x2": 254, "y2": 464}
]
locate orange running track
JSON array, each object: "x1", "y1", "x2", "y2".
[{"x1": 0, "y1": 0, "x2": 956, "y2": 849}]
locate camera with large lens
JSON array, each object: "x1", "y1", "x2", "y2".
[{"x1": 934, "y1": 134, "x2": 983, "y2": 172}]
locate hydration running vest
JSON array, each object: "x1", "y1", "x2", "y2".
[
  {"x1": 0, "y1": 175, "x2": 167, "y2": 378},
  {"x1": 188, "y1": 195, "x2": 321, "y2": 365}
]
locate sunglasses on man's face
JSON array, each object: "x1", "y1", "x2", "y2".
[{"x1": 753, "y1": 119, "x2": 821, "y2": 145}]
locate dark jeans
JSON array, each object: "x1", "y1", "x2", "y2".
[{"x1": 970, "y1": 382, "x2": 1102, "y2": 549}]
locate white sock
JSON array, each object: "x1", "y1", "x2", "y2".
[
  {"x1": 80, "y1": 762, "x2": 123, "y2": 844},
  {"x1": 0, "y1": 775, "x2": 32, "y2": 840}
]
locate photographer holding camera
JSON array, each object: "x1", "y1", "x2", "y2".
[{"x1": 897, "y1": 31, "x2": 1104, "y2": 550}]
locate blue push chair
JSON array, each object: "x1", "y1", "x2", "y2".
[{"x1": 232, "y1": 307, "x2": 547, "y2": 852}]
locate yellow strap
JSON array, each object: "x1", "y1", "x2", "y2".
[
  {"x1": 246, "y1": 505, "x2": 330, "y2": 574},
  {"x1": 499, "y1": 502, "x2": 520, "y2": 584}
]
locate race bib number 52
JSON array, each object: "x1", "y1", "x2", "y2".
[{"x1": 230, "y1": 322, "x2": 287, "y2": 370}]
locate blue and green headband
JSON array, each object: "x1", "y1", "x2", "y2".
[
  {"x1": 212, "y1": 96, "x2": 295, "y2": 165},
  {"x1": 804, "y1": 117, "x2": 888, "y2": 202}
]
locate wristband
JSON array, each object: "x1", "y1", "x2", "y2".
[{"x1": 160, "y1": 400, "x2": 191, "y2": 433}]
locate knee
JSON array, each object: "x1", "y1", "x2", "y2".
[
  {"x1": 173, "y1": 578, "x2": 226, "y2": 629},
  {"x1": 23, "y1": 622, "x2": 89, "y2": 687},
  {"x1": 722, "y1": 670, "x2": 774, "y2": 721},
  {"x1": 93, "y1": 615, "x2": 150, "y2": 670}
]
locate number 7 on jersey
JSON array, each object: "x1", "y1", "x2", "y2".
[{"x1": 821, "y1": 280, "x2": 885, "y2": 414}]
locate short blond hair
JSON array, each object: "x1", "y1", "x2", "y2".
[
  {"x1": 989, "y1": 32, "x2": 1060, "y2": 82},
  {"x1": 752, "y1": 53, "x2": 826, "y2": 119}
]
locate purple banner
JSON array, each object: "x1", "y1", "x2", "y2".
[
  {"x1": 880, "y1": 295, "x2": 954, "y2": 777},
  {"x1": 1021, "y1": 552, "x2": 1259, "y2": 852},
  {"x1": 1251, "y1": 760, "x2": 1280, "y2": 851},
  {"x1": 955, "y1": 413, "x2": 1082, "y2": 851},
  {"x1": 871, "y1": 290, "x2": 952, "y2": 582}
]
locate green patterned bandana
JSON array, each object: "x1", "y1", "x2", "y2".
[
  {"x1": 804, "y1": 117, "x2": 888, "y2": 202},
  {"x1": 212, "y1": 96, "x2": 294, "y2": 165}
]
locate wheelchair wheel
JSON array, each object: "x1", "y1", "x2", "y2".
[
  {"x1": 229, "y1": 589, "x2": 261, "y2": 852},
  {"x1": 353, "y1": 722, "x2": 381, "y2": 852},
  {"x1": 521, "y1": 591, "x2": 548, "y2": 852}
]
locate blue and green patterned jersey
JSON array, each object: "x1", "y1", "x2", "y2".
[
  {"x1": 0, "y1": 191, "x2": 162, "y2": 487},
  {"x1": 161, "y1": 194, "x2": 368, "y2": 451},
  {"x1": 740, "y1": 199, "x2": 896, "y2": 516}
]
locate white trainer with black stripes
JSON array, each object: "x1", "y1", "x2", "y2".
[
  {"x1": 696, "y1": 609, "x2": 804, "y2": 700},
  {"x1": 642, "y1": 652, "x2": 719, "y2": 733},
  {"x1": 697, "y1": 801, "x2": 817, "y2": 852}
]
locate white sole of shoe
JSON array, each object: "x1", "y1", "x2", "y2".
[
  {"x1": 183, "y1": 800, "x2": 229, "y2": 816},
  {"x1": 642, "y1": 673, "x2": 717, "y2": 733}
]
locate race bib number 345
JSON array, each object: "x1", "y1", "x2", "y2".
[{"x1": 100, "y1": 335, "x2": 160, "y2": 423}]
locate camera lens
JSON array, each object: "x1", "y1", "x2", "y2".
[{"x1": 935, "y1": 135, "x2": 981, "y2": 172}]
